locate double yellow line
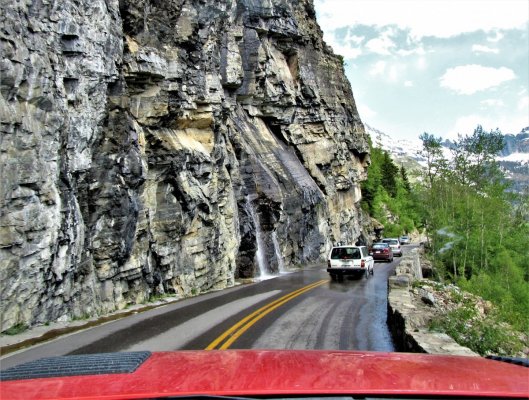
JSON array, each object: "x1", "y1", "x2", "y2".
[{"x1": 205, "y1": 279, "x2": 328, "y2": 350}]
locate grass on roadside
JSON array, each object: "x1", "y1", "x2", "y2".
[
  {"x1": 2, "y1": 323, "x2": 29, "y2": 336},
  {"x1": 429, "y1": 304, "x2": 526, "y2": 357}
]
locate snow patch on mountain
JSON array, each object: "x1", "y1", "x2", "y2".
[
  {"x1": 364, "y1": 123, "x2": 426, "y2": 168},
  {"x1": 497, "y1": 152, "x2": 529, "y2": 164}
]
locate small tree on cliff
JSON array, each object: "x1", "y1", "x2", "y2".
[
  {"x1": 380, "y1": 152, "x2": 399, "y2": 197},
  {"x1": 419, "y1": 132, "x2": 447, "y2": 187}
]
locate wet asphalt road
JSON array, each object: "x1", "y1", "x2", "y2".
[{"x1": 1, "y1": 258, "x2": 399, "y2": 368}]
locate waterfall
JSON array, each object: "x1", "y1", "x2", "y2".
[
  {"x1": 272, "y1": 231, "x2": 285, "y2": 273},
  {"x1": 246, "y1": 196, "x2": 273, "y2": 280}
]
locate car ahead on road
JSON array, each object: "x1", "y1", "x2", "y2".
[
  {"x1": 399, "y1": 235, "x2": 411, "y2": 244},
  {"x1": 382, "y1": 238, "x2": 402, "y2": 257},
  {"x1": 327, "y1": 245, "x2": 374, "y2": 280},
  {"x1": 1, "y1": 350, "x2": 528, "y2": 399},
  {"x1": 370, "y1": 242, "x2": 394, "y2": 262}
]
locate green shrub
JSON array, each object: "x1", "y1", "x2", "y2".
[
  {"x1": 429, "y1": 306, "x2": 524, "y2": 356},
  {"x1": 2, "y1": 323, "x2": 28, "y2": 336},
  {"x1": 459, "y1": 271, "x2": 529, "y2": 332}
]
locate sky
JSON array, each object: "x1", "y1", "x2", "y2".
[{"x1": 313, "y1": 0, "x2": 529, "y2": 142}]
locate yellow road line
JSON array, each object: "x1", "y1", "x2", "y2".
[{"x1": 205, "y1": 279, "x2": 329, "y2": 350}]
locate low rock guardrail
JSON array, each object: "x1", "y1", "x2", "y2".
[{"x1": 387, "y1": 247, "x2": 477, "y2": 356}]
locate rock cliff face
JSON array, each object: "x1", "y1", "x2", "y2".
[
  {"x1": 0, "y1": 0, "x2": 370, "y2": 330},
  {"x1": 500, "y1": 128, "x2": 529, "y2": 156}
]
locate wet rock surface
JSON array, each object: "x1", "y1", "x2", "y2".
[{"x1": 0, "y1": 0, "x2": 370, "y2": 329}]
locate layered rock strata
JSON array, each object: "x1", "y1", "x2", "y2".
[{"x1": 0, "y1": 0, "x2": 370, "y2": 330}]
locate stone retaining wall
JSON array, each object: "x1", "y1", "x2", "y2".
[{"x1": 387, "y1": 248, "x2": 477, "y2": 356}]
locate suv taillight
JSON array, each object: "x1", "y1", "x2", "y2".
[
  {"x1": 327, "y1": 260, "x2": 331, "y2": 268},
  {"x1": 361, "y1": 259, "x2": 365, "y2": 268}
]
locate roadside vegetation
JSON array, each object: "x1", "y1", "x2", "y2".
[
  {"x1": 361, "y1": 140, "x2": 420, "y2": 238},
  {"x1": 429, "y1": 302, "x2": 525, "y2": 356},
  {"x1": 412, "y1": 279, "x2": 526, "y2": 356},
  {"x1": 362, "y1": 125, "x2": 529, "y2": 355},
  {"x1": 2, "y1": 323, "x2": 29, "y2": 336}
]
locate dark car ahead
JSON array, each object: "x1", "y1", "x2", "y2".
[{"x1": 370, "y1": 242, "x2": 393, "y2": 262}]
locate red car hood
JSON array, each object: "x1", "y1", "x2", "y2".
[{"x1": 1, "y1": 350, "x2": 528, "y2": 399}]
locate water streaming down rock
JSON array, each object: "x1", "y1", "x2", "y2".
[
  {"x1": 245, "y1": 196, "x2": 273, "y2": 280},
  {"x1": 272, "y1": 231, "x2": 285, "y2": 273}
]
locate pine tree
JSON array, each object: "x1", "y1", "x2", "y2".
[
  {"x1": 400, "y1": 165, "x2": 411, "y2": 192},
  {"x1": 380, "y1": 152, "x2": 398, "y2": 197}
]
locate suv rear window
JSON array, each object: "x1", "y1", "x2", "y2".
[{"x1": 330, "y1": 247, "x2": 361, "y2": 260}]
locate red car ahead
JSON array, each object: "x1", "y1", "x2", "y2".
[
  {"x1": 370, "y1": 242, "x2": 394, "y2": 262},
  {"x1": 1, "y1": 350, "x2": 528, "y2": 399}
]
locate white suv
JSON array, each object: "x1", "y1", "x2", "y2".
[
  {"x1": 382, "y1": 238, "x2": 402, "y2": 256},
  {"x1": 327, "y1": 245, "x2": 374, "y2": 281}
]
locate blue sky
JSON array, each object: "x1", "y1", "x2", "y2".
[{"x1": 314, "y1": 0, "x2": 529, "y2": 141}]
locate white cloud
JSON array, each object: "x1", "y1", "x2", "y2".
[
  {"x1": 387, "y1": 65, "x2": 399, "y2": 81},
  {"x1": 366, "y1": 36, "x2": 395, "y2": 55},
  {"x1": 446, "y1": 113, "x2": 528, "y2": 139},
  {"x1": 404, "y1": 81, "x2": 413, "y2": 87},
  {"x1": 370, "y1": 60, "x2": 387, "y2": 76},
  {"x1": 365, "y1": 28, "x2": 396, "y2": 55},
  {"x1": 416, "y1": 57, "x2": 427, "y2": 70},
  {"x1": 447, "y1": 115, "x2": 489, "y2": 139},
  {"x1": 323, "y1": 31, "x2": 363, "y2": 59},
  {"x1": 518, "y1": 96, "x2": 529, "y2": 111},
  {"x1": 343, "y1": 30, "x2": 365, "y2": 46},
  {"x1": 358, "y1": 104, "x2": 377, "y2": 120},
  {"x1": 480, "y1": 99, "x2": 505, "y2": 108},
  {"x1": 396, "y1": 47, "x2": 425, "y2": 57},
  {"x1": 338, "y1": 24, "x2": 423, "y2": 58},
  {"x1": 368, "y1": 60, "x2": 403, "y2": 82},
  {"x1": 315, "y1": 0, "x2": 529, "y2": 39},
  {"x1": 439, "y1": 65, "x2": 516, "y2": 95},
  {"x1": 487, "y1": 31, "x2": 504, "y2": 43},
  {"x1": 472, "y1": 44, "x2": 499, "y2": 54}
]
